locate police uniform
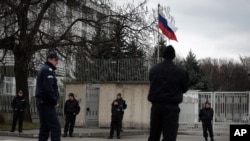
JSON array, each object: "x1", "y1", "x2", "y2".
[
  {"x1": 147, "y1": 45, "x2": 189, "y2": 141},
  {"x1": 199, "y1": 102, "x2": 214, "y2": 141},
  {"x1": 116, "y1": 97, "x2": 127, "y2": 131},
  {"x1": 10, "y1": 95, "x2": 26, "y2": 132},
  {"x1": 108, "y1": 100, "x2": 123, "y2": 139},
  {"x1": 36, "y1": 60, "x2": 61, "y2": 141},
  {"x1": 63, "y1": 94, "x2": 80, "y2": 137}
]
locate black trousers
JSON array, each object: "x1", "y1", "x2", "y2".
[
  {"x1": 202, "y1": 121, "x2": 214, "y2": 139},
  {"x1": 121, "y1": 112, "x2": 124, "y2": 129},
  {"x1": 64, "y1": 113, "x2": 76, "y2": 135},
  {"x1": 37, "y1": 100, "x2": 61, "y2": 141},
  {"x1": 11, "y1": 110, "x2": 24, "y2": 132},
  {"x1": 110, "y1": 118, "x2": 121, "y2": 138},
  {"x1": 148, "y1": 103, "x2": 180, "y2": 141}
]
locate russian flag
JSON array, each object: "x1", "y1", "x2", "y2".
[{"x1": 158, "y1": 11, "x2": 178, "y2": 41}]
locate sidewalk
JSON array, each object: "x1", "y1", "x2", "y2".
[
  {"x1": 0, "y1": 128, "x2": 229, "y2": 138},
  {"x1": 0, "y1": 128, "x2": 149, "y2": 138}
]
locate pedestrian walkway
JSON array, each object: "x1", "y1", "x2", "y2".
[
  {"x1": 0, "y1": 134, "x2": 230, "y2": 141},
  {"x1": 0, "y1": 128, "x2": 149, "y2": 138},
  {"x1": 0, "y1": 127, "x2": 229, "y2": 138}
]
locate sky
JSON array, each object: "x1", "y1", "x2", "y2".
[{"x1": 115, "y1": 0, "x2": 250, "y2": 61}]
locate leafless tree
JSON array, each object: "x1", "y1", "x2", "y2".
[
  {"x1": 201, "y1": 58, "x2": 250, "y2": 91},
  {"x1": 0, "y1": 0, "x2": 154, "y2": 121}
]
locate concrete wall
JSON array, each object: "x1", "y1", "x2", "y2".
[
  {"x1": 179, "y1": 90, "x2": 199, "y2": 123},
  {"x1": 65, "y1": 83, "x2": 198, "y2": 129},
  {"x1": 65, "y1": 83, "x2": 87, "y2": 127},
  {"x1": 65, "y1": 82, "x2": 151, "y2": 128},
  {"x1": 98, "y1": 83, "x2": 151, "y2": 129}
]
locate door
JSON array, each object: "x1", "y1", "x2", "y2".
[{"x1": 86, "y1": 84, "x2": 99, "y2": 127}]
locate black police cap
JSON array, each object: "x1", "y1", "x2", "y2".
[{"x1": 47, "y1": 52, "x2": 59, "y2": 60}]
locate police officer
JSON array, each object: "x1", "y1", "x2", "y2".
[
  {"x1": 115, "y1": 93, "x2": 127, "y2": 132},
  {"x1": 10, "y1": 90, "x2": 26, "y2": 133},
  {"x1": 63, "y1": 93, "x2": 80, "y2": 137},
  {"x1": 148, "y1": 45, "x2": 189, "y2": 141},
  {"x1": 35, "y1": 52, "x2": 61, "y2": 141},
  {"x1": 199, "y1": 101, "x2": 215, "y2": 141},
  {"x1": 108, "y1": 100, "x2": 123, "y2": 139}
]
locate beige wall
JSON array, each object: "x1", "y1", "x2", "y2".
[
  {"x1": 65, "y1": 83, "x2": 197, "y2": 129},
  {"x1": 65, "y1": 82, "x2": 151, "y2": 128},
  {"x1": 65, "y1": 83, "x2": 87, "y2": 126},
  {"x1": 98, "y1": 83, "x2": 151, "y2": 129}
]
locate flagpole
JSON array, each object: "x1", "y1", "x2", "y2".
[{"x1": 157, "y1": 4, "x2": 160, "y2": 63}]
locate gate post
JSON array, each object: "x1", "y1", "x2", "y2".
[
  {"x1": 248, "y1": 91, "x2": 250, "y2": 124},
  {"x1": 212, "y1": 92, "x2": 215, "y2": 131}
]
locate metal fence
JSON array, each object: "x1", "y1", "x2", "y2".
[
  {"x1": 199, "y1": 92, "x2": 250, "y2": 123},
  {"x1": 0, "y1": 94, "x2": 64, "y2": 116},
  {"x1": 71, "y1": 58, "x2": 160, "y2": 82},
  {"x1": 178, "y1": 91, "x2": 250, "y2": 132}
]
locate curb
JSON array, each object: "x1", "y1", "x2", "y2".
[
  {"x1": 0, "y1": 132, "x2": 38, "y2": 138},
  {"x1": 0, "y1": 130, "x2": 229, "y2": 138},
  {"x1": 178, "y1": 131, "x2": 229, "y2": 136},
  {"x1": 0, "y1": 130, "x2": 149, "y2": 138}
]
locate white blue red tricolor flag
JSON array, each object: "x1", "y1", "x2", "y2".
[{"x1": 158, "y1": 8, "x2": 178, "y2": 41}]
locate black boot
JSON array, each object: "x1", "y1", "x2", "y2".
[
  {"x1": 69, "y1": 133, "x2": 73, "y2": 137},
  {"x1": 205, "y1": 138, "x2": 208, "y2": 141},
  {"x1": 210, "y1": 138, "x2": 215, "y2": 141},
  {"x1": 63, "y1": 133, "x2": 67, "y2": 137}
]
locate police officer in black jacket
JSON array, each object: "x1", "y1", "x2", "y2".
[
  {"x1": 35, "y1": 52, "x2": 61, "y2": 141},
  {"x1": 10, "y1": 90, "x2": 26, "y2": 133},
  {"x1": 115, "y1": 93, "x2": 127, "y2": 132},
  {"x1": 63, "y1": 93, "x2": 80, "y2": 137},
  {"x1": 148, "y1": 45, "x2": 189, "y2": 141},
  {"x1": 199, "y1": 101, "x2": 215, "y2": 141},
  {"x1": 108, "y1": 100, "x2": 123, "y2": 139}
]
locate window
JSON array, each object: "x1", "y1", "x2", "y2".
[{"x1": 4, "y1": 77, "x2": 14, "y2": 94}]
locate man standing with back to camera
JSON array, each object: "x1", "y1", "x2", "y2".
[
  {"x1": 36, "y1": 52, "x2": 61, "y2": 141},
  {"x1": 148, "y1": 45, "x2": 189, "y2": 141}
]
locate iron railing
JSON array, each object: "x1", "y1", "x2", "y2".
[
  {"x1": 0, "y1": 94, "x2": 64, "y2": 116},
  {"x1": 178, "y1": 91, "x2": 250, "y2": 132},
  {"x1": 70, "y1": 58, "x2": 160, "y2": 82}
]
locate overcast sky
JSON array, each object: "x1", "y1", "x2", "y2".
[{"x1": 116, "y1": 0, "x2": 250, "y2": 61}]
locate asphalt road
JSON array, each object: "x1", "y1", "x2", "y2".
[{"x1": 0, "y1": 134, "x2": 229, "y2": 141}]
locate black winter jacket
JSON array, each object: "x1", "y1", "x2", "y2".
[
  {"x1": 11, "y1": 96, "x2": 26, "y2": 111},
  {"x1": 148, "y1": 60, "x2": 189, "y2": 104},
  {"x1": 114, "y1": 98, "x2": 127, "y2": 113},
  {"x1": 199, "y1": 107, "x2": 214, "y2": 122},
  {"x1": 35, "y1": 62, "x2": 59, "y2": 106},
  {"x1": 111, "y1": 101, "x2": 123, "y2": 121},
  {"x1": 64, "y1": 99, "x2": 80, "y2": 115}
]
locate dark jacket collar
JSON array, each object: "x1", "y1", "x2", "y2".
[
  {"x1": 45, "y1": 61, "x2": 56, "y2": 70},
  {"x1": 163, "y1": 59, "x2": 174, "y2": 64}
]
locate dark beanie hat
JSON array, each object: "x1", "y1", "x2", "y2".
[
  {"x1": 163, "y1": 45, "x2": 175, "y2": 60},
  {"x1": 117, "y1": 93, "x2": 121, "y2": 96},
  {"x1": 68, "y1": 93, "x2": 74, "y2": 97},
  {"x1": 47, "y1": 52, "x2": 59, "y2": 60}
]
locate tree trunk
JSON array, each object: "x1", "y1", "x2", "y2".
[{"x1": 13, "y1": 50, "x2": 32, "y2": 122}]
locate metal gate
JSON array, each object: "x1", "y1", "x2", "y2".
[
  {"x1": 86, "y1": 84, "x2": 100, "y2": 127},
  {"x1": 179, "y1": 91, "x2": 250, "y2": 132},
  {"x1": 199, "y1": 92, "x2": 250, "y2": 123}
]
